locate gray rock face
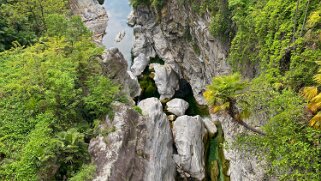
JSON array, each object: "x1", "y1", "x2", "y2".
[
  {"x1": 212, "y1": 112, "x2": 271, "y2": 181},
  {"x1": 166, "y1": 98, "x2": 189, "y2": 116},
  {"x1": 152, "y1": 64, "x2": 179, "y2": 101},
  {"x1": 89, "y1": 103, "x2": 147, "y2": 181},
  {"x1": 138, "y1": 98, "x2": 176, "y2": 181},
  {"x1": 131, "y1": 53, "x2": 150, "y2": 76},
  {"x1": 102, "y1": 48, "x2": 141, "y2": 97},
  {"x1": 173, "y1": 115, "x2": 208, "y2": 180},
  {"x1": 89, "y1": 99, "x2": 177, "y2": 181},
  {"x1": 127, "y1": 10, "x2": 136, "y2": 27},
  {"x1": 132, "y1": 1, "x2": 231, "y2": 105},
  {"x1": 69, "y1": 0, "x2": 107, "y2": 43},
  {"x1": 132, "y1": 25, "x2": 156, "y2": 59}
]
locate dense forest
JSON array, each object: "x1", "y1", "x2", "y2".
[
  {"x1": 1, "y1": 0, "x2": 321, "y2": 180},
  {"x1": 0, "y1": 0, "x2": 124, "y2": 180},
  {"x1": 202, "y1": 0, "x2": 321, "y2": 180}
]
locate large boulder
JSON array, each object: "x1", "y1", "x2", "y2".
[
  {"x1": 138, "y1": 98, "x2": 176, "y2": 181},
  {"x1": 89, "y1": 99, "x2": 176, "y2": 181},
  {"x1": 165, "y1": 98, "x2": 189, "y2": 116},
  {"x1": 131, "y1": 53, "x2": 150, "y2": 76},
  {"x1": 101, "y1": 48, "x2": 141, "y2": 97},
  {"x1": 173, "y1": 115, "x2": 208, "y2": 180},
  {"x1": 89, "y1": 103, "x2": 147, "y2": 181},
  {"x1": 152, "y1": 64, "x2": 179, "y2": 101},
  {"x1": 69, "y1": 0, "x2": 107, "y2": 43}
]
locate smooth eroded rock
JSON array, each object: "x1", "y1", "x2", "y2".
[
  {"x1": 131, "y1": 53, "x2": 150, "y2": 76},
  {"x1": 138, "y1": 98, "x2": 176, "y2": 181},
  {"x1": 173, "y1": 115, "x2": 207, "y2": 180},
  {"x1": 153, "y1": 64, "x2": 179, "y2": 101},
  {"x1": 166, "y1": 98, "x2": 189, "y2": 116}
]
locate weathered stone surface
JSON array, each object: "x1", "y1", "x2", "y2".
[
  {"x1": 138, "y1": 98, "x2": 176, "y2": 181},
  {"x1": 69, "y1": 0, "x2": 107, "y2": 43},
  {"x1": 132, "y1": 25, "x2": 156, "y2": 59},
  {"x1": 131, "y1": 1, "x2": 231, "y2": 105},
  {"x1": 115, "y1": 30, "x2": 126, "y2": 42},
  {"x1": 127, "y1": 10, "x2": 136, "y2": 27},
  {"x1": 153, "y1": 64, "x2": 179, "y2": 101},
  {"x1": 101, "y1": 48, "x2": 141, "y2": 97},
  {"x1": 202, "y1": 117, "x2": 217, "y2": 137},
  {"x1": 173, "y1": 115, "x2": 207, "y2": 180},
  {"x1": 166, "y1": 98, "x2": 189, "y2": 116},
  {"x1": 89, "y1": 99, "x2": 176, "y2": 181},
  {"x1": 212, "y1": 112, "x2": 271, "y2": 181},
  {"x1": 131, "y1": 53, "x2": 150, "y2": 76},
  {"x1": 89, "y1": 102, "x2": 147, "y2": 181}
]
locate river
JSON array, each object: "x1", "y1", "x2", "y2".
[{"x1": 103, "y1": 0, "x2": 133, "y2": 66}]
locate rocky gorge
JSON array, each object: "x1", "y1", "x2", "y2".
[{"x1": 71, "y1": 0, "x2": 270, "y2": 180}]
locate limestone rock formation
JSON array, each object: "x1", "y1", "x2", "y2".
[
  {"x1": 89, "y1": 102, "x2": 147, "y2": 181},
  {"x1": 152, "y1": 64, "x2": 179, "y2": 101},
  {"x1": 165, "y1": 98, "x2": 189, "y2": 116},
  {"x1": 69, "y1": 0, "x2": 107, "y2": 43},
  {"x1": 131, "y1": 53, "x2": 150, "y2": 76},
  {"x1": 138, "y1": 98, "x2": 176, "y2": 181},
  {"x1": 131, "y1": 1, "x2": 231, "y2": 105},
  {"x1": 212, "y1": 112, "x2": 269, "y2": 181},
  {"x1": 173, "y1": 115, "x2": 208, "y2": 180},
  {"x1": 101, "y1": 48, "x2": 141, "y2": 97},
  {"x1": 132, "y1": 25, "x2": 156, "y2": 59}
]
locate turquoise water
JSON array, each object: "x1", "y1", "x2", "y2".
[{"x1": 103, "y1": 0, "x2": 133, "y2": 66}]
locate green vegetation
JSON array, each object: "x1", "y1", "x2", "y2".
[
  {"x1": 201, "y1": 0, "x2": 321, "y2": 179},
  {"x1": 204, "y1": 73, "x2": 264, "y2": 135},
  {"x1": 0, "y1": 1, "x2": 123, "y2": 180},
  {"x1": 130, "y1": 0, "x2": 166, "y2": 9},
  {"x1": 207, "y1": 123, "x2": 230, "y2": 181}
]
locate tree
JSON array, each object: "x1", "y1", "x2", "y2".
[{"x1": 204, "y1": 73, "x2": 265, "y2": 135}]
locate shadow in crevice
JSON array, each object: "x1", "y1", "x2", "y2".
[{"x1": 173, "y1": 79, "x2": 209, "y2": 116}]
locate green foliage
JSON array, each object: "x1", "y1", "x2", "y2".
[
  {"x1": 235, "y1": 84, "x2": 321, "y2": 180},
  {"x1": 133, "y1": 106, "x2": 143, "y2": 115},
  {"x1": 69, "y1": 164, "x2": 96, "y2": 181},
  {"x1": 227, "y1": 0, "x2": 321, "y2": 89},
  {"x1": 0, "y1": 0, "x2": 67, "y2": 51},
  {"x1": 0, "y1": 13, "x2": 120, "y2": 180},
  {"x1": 130, "y1": 0, "x2": 166, "y2": 9},
  {"x1": 84, "y1": 76, "x2": 121, "y2": 118},
  {"x1": 203, "y1": 73, "x2": 247, "y2": 113}
]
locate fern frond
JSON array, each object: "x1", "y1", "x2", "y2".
[{"x1": 302, "y1": 86, "x2": 318, "y2": 100}]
